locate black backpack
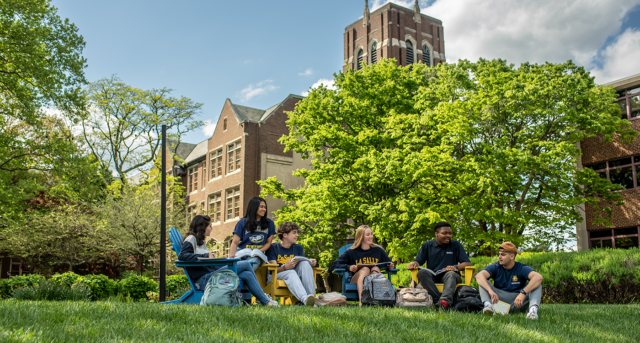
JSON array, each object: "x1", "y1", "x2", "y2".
[{"x1": 452, "y1": 285, "x2": 483, "y2": 312}]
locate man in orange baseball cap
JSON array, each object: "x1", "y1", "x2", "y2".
[{"x1": 475, "y1": 242, "x2": 544, "y2": 319}]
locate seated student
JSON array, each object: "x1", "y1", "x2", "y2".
[
  {"x1": 406, "y1": 221, "x2": 471, "y2": 311},
  {"x1": 331, "y1": 225, "x2": 395, "y2": 306},
  {"x1": 178, "y1": 215, "x2": 279, "y2": 307},
  {"x1": 229, "y1": 196, "x2": 276, "y2": 271},
  {"x1": 475, "y1": 242, "x2": 543, "y2": 319},
  {"x1": 266, "y1": 222, "x2": 318, "y2": 306}
]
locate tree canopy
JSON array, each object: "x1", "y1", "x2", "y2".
[{"x1": 260, "y1": 58, "x2": 636, "y2": 265}]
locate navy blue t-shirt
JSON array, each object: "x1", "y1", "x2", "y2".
[
  {"x1": 266, "y1": 242, "x2": 305, "y2": 267},
  {"x1": 414, "y1": 239, "x2": 470, "y2": 271},
  {"x1": 484, "y1": 262, "x2": 535, "y2": 292},
  {"x1": 233, "y1": 218, "x2": 276, "y2": 250}
]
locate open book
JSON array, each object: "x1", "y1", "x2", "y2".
[
  {"x1": 235, "y1": 248, "x2": 269, "y2": 264},
  {"x1": 418, "y1": 267, "x2": 450, "y2": 276},
  {"x1": 356, "y1": 262, "x2": 392, "y2": 270},
  {"x1": 493, "y1": 301, "x2": 511, "y2": 315},
  {"x1": 291, "y1": 256, "x2": 313, "y2": 263}
]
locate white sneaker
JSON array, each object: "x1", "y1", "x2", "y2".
[
  {"x1": 526, "y1": 307, "x2": 539, "y2": 320},
  {"x1": 304, "y1": 294, "x2": 316, "y2": 306},
  {"x1": 483, "y1": 303, "x2": 495, "y2": 315},
  {"x1": 265, "y1": 294, "x2": 280, "y2": 307}
]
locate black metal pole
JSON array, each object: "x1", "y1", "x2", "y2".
[{"x1": 160, "y1": 125, "x2": 167, "y2": 302}]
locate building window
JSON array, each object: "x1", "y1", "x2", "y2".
[
  {"x1": 9, "y1": 258, "x2": 24, "y2": 277},
  {"x1": 616, "y1": 87, "x2": 640, "y2": 120},
  {"x1": 187, "y1": 205, "x2": 196, "y2": 221},
  {"x1": 210, "y1": 149, "x2": 223, "y2": 179},
  {"x1": 227, "y1": 141, "x2": 241, "y2": 173},
  {"x1": 357, "y1": 49, "x2": 364, "y2": 70},
  {"x1": 589, "y1": 227, "x2": 639, "y2": 249},
  {"x1": 422, "y1": 45, "x2": 431, "y2": 67},
  {"x1": 406, "y1": 40, "x2": 414, "y2": 64},
  {"x1": 209, "y1": 192, "x2": 222, "y2": 223},
  {"x1": 585, "y1": 155, "x2": 640, "y2": 190},
  {"x1": 370, "y1": 42, "x2": 377, "y2": 64},
  {"x1": 188, "y1": 166, "x2": 198, "y2": 193},
  {"x1": 202, "y1": 162, "x2": 206, "y2": 189},
  {"x1": 226, "y1": 187, "x2": 241, "y2": 220},
  {"x1": 223, "y1": 117, "x2": 228, "y2": 131}
]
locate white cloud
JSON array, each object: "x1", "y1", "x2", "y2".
[
  {"x1": 372, "y1": 0, "x2": 640, "y2": 82},
  {"x1": 302, "y1": 78, "x2": 337, "y2": 96},
  {"x1": 590, "y1": 28, "x2": 640, "y2": 84},
  {"x1": 298, "y1": 68, "x2": 314, "y2": 76},
  {"x1": 202, "y1": 119, "x2": 216, "y2": 137},
  {"x1": 239, "y1": 79, "x2": 278, "y2": 102}
]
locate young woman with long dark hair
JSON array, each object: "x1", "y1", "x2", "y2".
[
  {"x1": 229, "y1": 196, "x2": 275, "y2": 270},
  {"x1": 178, "y1": 215, "x2": 278, "y2": 306}
]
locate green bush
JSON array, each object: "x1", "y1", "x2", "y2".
[
  {"x1": 7, "y1": 274, "x2": 46, "y2": 291},
  {"x1": 12, "y1": 281, "x2": 92, "y2": 301},
  {"x1": 166, "y1": 275, "x2": 189, "y2": 297},
  {"x1": 118, "y1": 276, "x2": 157, "y2": 301},
  {"x1": 0, "y1": 279, "x2": 10, "y2": 299},
  {"x1": 50, "y1": 272, "x2": 81, "y2": 288},
  {"x1": 73, "y1": 274, "x2": 117, "y2": 300}
]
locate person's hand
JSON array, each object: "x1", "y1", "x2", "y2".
[
  {"x1": 514, "y1": 293, "x2": 525, "y2": 308},
  {"x1": 284, "y1": 258, "x2": 299, "y2": 270},
  {"x1": 208, "y1": 252, "x2": 216, "y2": 258},
  {"x1": 310, "y1": 259, "x2": 317, "y2": 267},
  {"x1": 388, "y1": 263, "x2": 395, "y2": 269},
  {"x1": 229, "y1": 254, "x2": 235, "y2": 258},
  {"x1": 407, "y1": 262, "x2": 419, "y2": 270},
  {"x1": 489, "y1": 291, "x2": 499, "y2": 305},
  {"x1": 444, "y1": 265, "x2": 457, "y2": 272},
  {"x1": 349, "y1": 265, "x2": 358, "y2": 273}
]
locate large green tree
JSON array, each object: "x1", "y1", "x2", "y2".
[{"x1": 260, "y1": 59, "x2": 636, "y2": 265}]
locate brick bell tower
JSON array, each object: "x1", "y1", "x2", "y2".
[{"x1": 344, "y1": 0, "x2": 446, "y2": 71}]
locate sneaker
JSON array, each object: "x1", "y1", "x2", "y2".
[
  {"x1": 265, "y1": 294, "x2": 280, "y2": 307},
  {"x1": 526, "y1": 307, "x2": 539, "y2": 320},
  {"x1": 435, "y1": 300, "x2": 450, "y2": 311},
  {"x1": 483, "y1": 303, "x2": 495, "y2": 315},
  {"x1": 304, "y1": 294, "x2": 316, "y2": 306}
]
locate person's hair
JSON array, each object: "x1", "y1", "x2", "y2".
[
  {"x1": 433, "y1": 221, "x2": 451, "y2": 233},
  {"x1": 243, "y1": 196, "x2": 267, "y2": 233},
  {"x1": 350, "y1": 225, "x2": 381, "y2": 250},
  {"x1": 277, "y1": 222, "x2": 300, "y2": 240},
  {"x1": 499, "y1": 248, "x2": 517, "y2": 259},
  {"x1": 183, "y1": 215, "x2": 211, "y2": 246}
]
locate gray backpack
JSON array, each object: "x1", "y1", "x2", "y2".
[
  {"x1": 200, "y1": 268, "x2": 242, "y2": 307},
  {"x1": 360, "y1": 273, "x2": 396, "y2": 306}
]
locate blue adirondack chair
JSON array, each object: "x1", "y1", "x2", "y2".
[
  {"x1": 161, "y1": 227, "x2": 253, "y2": 305},
  {"x1": 332, "y1": 244, "x2": 399, "y2": 301}
]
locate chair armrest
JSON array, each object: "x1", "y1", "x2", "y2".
[
  {"x1": 463, "y1": 266, "x2": 476, "y2": 286},
  {"x1": 409, "y1": 268, "x2": 419, "y2": 285},
  {"x1": 174, "y1": 258, "x2": 240, "y2": 268},
  {"x1": 312, "y1": 267, "x2": 325, "y2": 274}
]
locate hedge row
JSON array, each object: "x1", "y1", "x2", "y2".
[
  {"x1": 391, "y1": 248, "x2": 640, "y2": 304},
  {"x1": 0, "y1": 272, "x2": 190, "y2": 301}
]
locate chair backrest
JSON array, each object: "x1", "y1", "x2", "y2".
[
  {"x1": 338, "y1": 244, "x2": 353, "y2": 256},
  {"x1": 169, "y1": 227, "x2": 183, "y2": 255}
]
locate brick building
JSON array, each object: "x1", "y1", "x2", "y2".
[
  {"x1": 173, "y1": 95, "x2": 310, "y2": 255},
  {"x1": 576, "y1": 73, "x2": 640, "y2": 251},
  {"x1": 344, "y1": 0, "x2": 445, "y2": 71}
]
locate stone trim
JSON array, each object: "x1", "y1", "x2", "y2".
[
  {"x1": 405, "y1": 27, "x2": 416, "y2": 33},
  {"x1": 368, "y1": 29, "x2": 378, "y2": 35},
  {"x1": 421, "y1": 32, "x2": 433, "y2": 38}
]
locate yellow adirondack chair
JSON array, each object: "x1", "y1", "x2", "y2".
[
  {"x1": 409, "y1": 266, "x2": 476, "y2": 292},
  {"x1": 256, "y1": 263, "x2": 324, "y2": 305}
]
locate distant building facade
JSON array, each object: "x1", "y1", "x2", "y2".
[
  {"x1": 344, "y1": 0, "x2": 445, "y2": 71},
  {"x1": 577, "y1": 73, "x2": 640, "y2": 251}
]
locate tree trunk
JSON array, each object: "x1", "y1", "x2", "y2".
[{"x1": 137, "y1": 255, "x2": 143, "y2": 276}]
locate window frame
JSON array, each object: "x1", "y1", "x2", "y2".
[
  {"x1": 209, "y1": 192, "x2": 222, "y2": 223},
  {"x1": 356, "y1": 49, "x2": 364, "y2": 70},
  {"x1": 226, "y1": 140, "x2": 241, "y2": 174},
  {"x1": 585, "y1": 155, "x2": 639, "y2": 191},
  {"x1": 422, "y1": 44, "x2": 431, "y2": 67},
  {"x1": 370, "y1": 41, "x2": 377, "y2": 64},
  {"x1": 188, "y1": 166, "x2": 198, "y2": 193},
  {"x1": 406, "y1": 40, "x2": 414, "y2": 65},
  {"x1": 209, "y1": 148, "x2": 223, "y2": 180},
  {"x1": 588, "y1": 226, "x2": 639, "y2": 249},
  {"x1": 616, "y1": 87, "x2": 640, "y2": 121},
  {"x1": 226, "y1": 186, "x2": 241, "y2": 221}
]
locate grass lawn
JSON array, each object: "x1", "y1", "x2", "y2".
[{"x1": 0, "y1": 300, "x2": 639, "y2": 343}]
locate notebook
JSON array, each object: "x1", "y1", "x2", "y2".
[{"x1": 493, "y1": 301, "x2": 511, "y2": 315}]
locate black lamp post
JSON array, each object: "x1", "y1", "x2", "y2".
[{"x1": 160, "y1": 124, "x2": 167, "y2": 302}]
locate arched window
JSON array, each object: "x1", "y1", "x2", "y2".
[
  {"x1": 357, "y1": 49, "x2": 364, "y2": 70},
  {"x1": 406, "y1": 40, "x2": 414, "y2": 65},
  {"x1": 422, "y1": 45, "x2": 431, "y2": 67},
  {"x1": 370, "y1": 42, "x2": 377, "y2": 64}
]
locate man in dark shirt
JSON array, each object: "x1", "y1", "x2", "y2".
[
  {"x1": 407, "y1": 222, "x2": 471, "y2": 311},
  {"x1": 475, "y1": 242, "x2": 543, "y2": 319}
]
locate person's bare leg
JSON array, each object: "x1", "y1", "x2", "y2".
[{"x1": 356, "y1": 267, "x2": 371, "y2": 306}]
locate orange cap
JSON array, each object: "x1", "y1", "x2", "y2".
[{"x1": 499, "y1": 242, "x2": 522, "y2": 255}]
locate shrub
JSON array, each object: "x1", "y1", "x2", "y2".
[
  {"x1": 73, "y1": 274, "x2": 117, "y2": 300},
  {"x1": 118, "y1": 275, "x2": 157, "y2": 301},
  {"x1": 12, "y1": 281, "x2": 92, "y2": 301},
  {"x1": 50, "y1": 272, "x2": 81, "y2": 288},
  {"x1": 7, "y1": 274, "x2": 46, "y2": 291},
  {"x1": 166, "y1": 275, "x2": 189, "y2": 297},
  {"x1": 0, "y1": 279, "x2": 10, "y2": 299}
]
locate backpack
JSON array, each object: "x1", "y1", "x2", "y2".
[
  {"x1": 200, "y1": 268, "x2": 243, "y2": 307},
  {"x1": 452, "y1": 285, "x2": 483, "y2": 312},
  {"x1": 396, "y1": 287, "x2": 432, "y2": 308},
  {"x1": 361, "y1": 273, "x2": 396, "y2": 307}
]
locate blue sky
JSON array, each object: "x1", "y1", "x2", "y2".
[{"x1": 54, "y1": 0, "x2": 640, "y2": 144}]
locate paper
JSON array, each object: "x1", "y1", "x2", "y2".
[{"x1": 493, "y1": 301, "x2": 511, "y2": 315}]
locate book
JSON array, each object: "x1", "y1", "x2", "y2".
[
  {"x1": 356, "y1": 262, "x2": 392, "y2": 270},
  {"x1": 235, "y1": 248, "x2": 269, "y2": 264},
  {"x1": 493, "y1": 301, "x2": 511, "y2": 315},
  {"x1": 196, "y1": 257, "x2": 228, "y2": 261},
  {"x1": 291, "y1": 256, "x2": 313, "y2": 263},
  {"x1": 418, "y1": 267, "x2": 450, "y2": 276}
]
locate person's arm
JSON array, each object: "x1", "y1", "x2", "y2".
[
  {"x1": 298, "y1": 245, "x2": 316, "y2": 267},
  {"x1": 380, "y1": 248, "x2": 394, "y2": 269},
  {"x1": 448, "y1": 242, "x2": 471, "y2": 271},
  {"x1": 475, "y1": 270, "x2": 499, "y2": 304},
  {"x1": 178, "y1": 240, "x2": 209, "y2": 262},
  {"x1": 407, "y1": 245, "x2": 426, "y2": 270},
  {"x1": 514, "y1": 271, "x2": 543, "y2": 308},
  {"x1": 329, "y1": 251, "x2": 351, "y2": 273},
  {"x1": 228, "y1": 234, "x2": 241, "y2": 258},
  {"x1": 259, "y1": 235, "x2": 274, "y2": 253},
  {"x1": 446, "y1": 261, "x2": 471, "y2": 272}
]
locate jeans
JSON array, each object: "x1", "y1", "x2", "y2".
[
  {"x1": 197, "y1": 261, "x2": 270, "y2": 305},
  {"x1": 417, "y1": 269, "x2": 461, "y2": 304},
  {"x1": 244, "y1": 256, "x2": 262, "y2": 271},
  {"x1": 276, "y1": 261, "x2": 315, "y2": 302},
  {"x1": 478, "y1": 282, "x2": 541, "y2": 313}
]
